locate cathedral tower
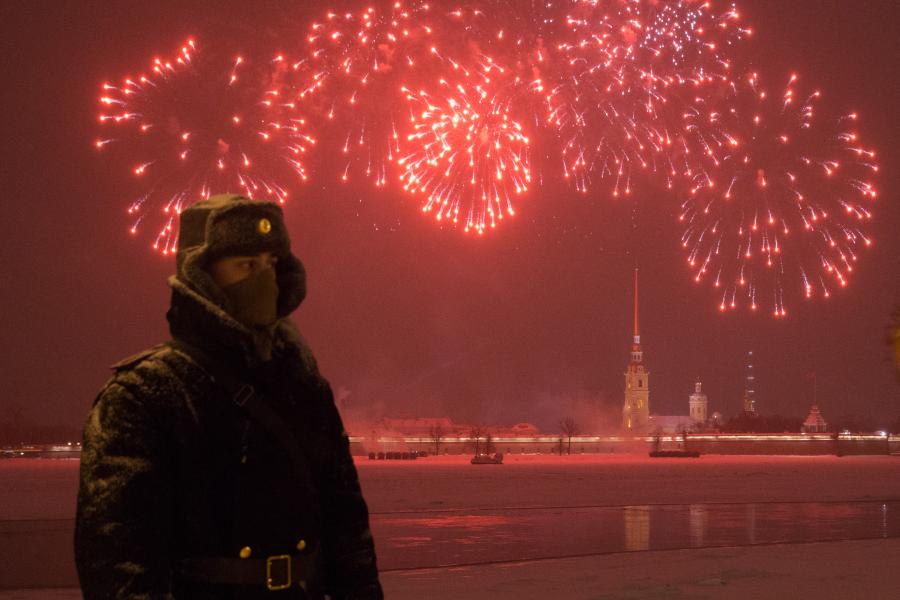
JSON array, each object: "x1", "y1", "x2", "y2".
[
  {"x1": 623, "y1": 268, "x2": 650, "y2": 431},
  {"x1": 689, "y1": 378, "x2": 708, "y2": 423}
]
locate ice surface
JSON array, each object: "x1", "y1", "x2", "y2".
[
  {"x1": 1, "y1": 455, "x2": 898, "y2": 597},
  {"x1": 5, "y1": 454, "x2": 900, "y2": 520},
  {"x1": 381, "y1": 538, "x2": 900, "y2": 599},
  {"x1": 357, "y1": 454, "x2": 900, "y2": 513}
]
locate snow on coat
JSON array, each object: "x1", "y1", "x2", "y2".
[{"x1": 75, "y1": 261, "x2": 382, "y2": 599}]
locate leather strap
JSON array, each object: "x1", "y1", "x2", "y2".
[
  {"x1": 178, "y1": 544, "x2": 320, "y2": 588},
  {"x1": 166, "y1": 339, "x2": 318, "y2": 494}
]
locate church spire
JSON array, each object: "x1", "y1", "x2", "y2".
[
  {"x1": 633, "y1": 267, "x2": 640, "y2": 344},
  {"x1": 623, "y1": 266, "x2": 649, "y2": 430},
  {"x1": 630, "y1": 268, "x2": 643, "y2": 365}
]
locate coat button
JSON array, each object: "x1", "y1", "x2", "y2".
[
  {"x1": 296, "y1": 539, "x2": 307, "y2": 552},
  {"x1": 239, "y1": 546, "x2": 252, "y2": 559}
]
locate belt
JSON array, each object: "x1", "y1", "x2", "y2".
[{"x1": 177, "y1": 545, "x2": 320, "y2": 592}]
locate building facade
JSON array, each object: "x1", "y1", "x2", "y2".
[
  {"x1": 802, "y1": 405, "x2": 828, "y2": 433},
  {"x1": 689, "y1": 379, "x2": 708, "y2": 423}
]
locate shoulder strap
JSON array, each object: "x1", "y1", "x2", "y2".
[{"x1": 166, "y1": 340, "x2": 317, "y2": 488}]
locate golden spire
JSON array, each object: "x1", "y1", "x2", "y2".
[
  {"x1": 629, "y1": 267, "x2": 643, "y2": 366},
  {"x1": 633, "y1": 267, "x2": 640, "y2": 344}
]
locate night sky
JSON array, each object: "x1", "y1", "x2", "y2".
[{"x1": 2, "y1": 1, "x2": 898, "y2": 434}]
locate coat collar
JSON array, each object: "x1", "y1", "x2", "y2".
[{"x1": 166, "y1": 276, "x2": 318, "y2": 378}]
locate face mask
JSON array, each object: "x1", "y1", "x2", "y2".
[{"x1": 222, "y1": 266, "x2": 279, "y2": 328}]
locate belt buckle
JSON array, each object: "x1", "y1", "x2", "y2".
[
  {"x1": 233, "y1": 384, "x2": 254, "y2": 407},
  {"x1": 265, "y1": 554, "x2": 292, "y2": 591}
]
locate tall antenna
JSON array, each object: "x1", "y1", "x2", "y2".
[{"x1": 743, "y1": 351, "x2": 757, "y2": 415}]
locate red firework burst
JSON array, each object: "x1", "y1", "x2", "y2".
[
  {"x1": 398, "y1": 74, "x2": 532, "y2": 234},
  {"x1": 678, "y1": 72, "x2": 878, "y2": 316},
  {"x1": 96, "y1": 38, "x2": 315, "y2": 253},
  {"x1": 294, "y1": 2, "x2": 483, "y2": 187}
]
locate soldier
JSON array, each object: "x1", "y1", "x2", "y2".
[{"x1": 75, "y1": 194, "x2": 383, "y2": 599}]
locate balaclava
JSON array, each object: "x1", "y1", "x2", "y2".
[
  {"x1": 172, "y1": 194, "x2": 308, "y2": 360},
  {"x1": 221, "y1": 265, "x2": 279, "y2": 328}
]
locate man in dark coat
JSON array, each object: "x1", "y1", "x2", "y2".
[{"x1": 75, "y1": 194, "x2": 382, "y2": 599}]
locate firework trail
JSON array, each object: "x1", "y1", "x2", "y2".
[
  {"x1": 96, "y1": 39, "x2": 315, "y2": 252},
  {"x1": 543, "y1": 63, "x2": 694, "y2": 198},
  {"x1": 563, "y1": 0, "x2": 749, "y2": 94},
  {"x1": 452, "y1": 1, "x2": 748, "y2": 197},
  {"x1": 294, "y1": 2, "x2": 486, "y2": 187},
  {"x1": 397, "y1": 74, "x2": 532, "y2": 234},
  {"x1": 610, "y1": 0, "x2": 749, "y2": 84},
  {"x1": 678, "y1": 72, "x2": 878, "y2": 316},
  {"x1": 547, "y1": 0, "x2": 749, "y2": 194},
  {"x1": 438, "y1": 1, "x2": 598, "y2": 193}
]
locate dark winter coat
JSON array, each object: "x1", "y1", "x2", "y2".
[{"x1": 74, "y1": 276, "x2": 382, "y2": 599}]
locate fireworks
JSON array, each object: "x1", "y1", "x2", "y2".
[
  {"x1": 295, "y1": 3, "x2": 482, "y2": 187},
  {"x1": 543, "y1": 1, "x2": 750, "y2": 193},
  {"x1": 678, "y1": 72, "x2": 878, "y2": 316},
  {"x1": 90, "y1": 1, "x2": 883, "y2": 318},
  {"x1": 466, "y1": 1, "x2": 603, "y2": 192},
  {"x1": 565, "y1": 1, "x2": 749, "y2": 88},
  {"x1": 544, "y1": 70, "x2": 696, "y2": 197},
  {"x1": 618, "y1": 0, "x2": 749, "y2": 82},
  {"x1": 96, "y1": 39, "x2": 315, "y2": 252},
  {"x1": 398, "y1": 76, "x2": 532, "y2": 233},
  {"x1": 456, "y1": 1, "x2": 749, "y2": 196}
]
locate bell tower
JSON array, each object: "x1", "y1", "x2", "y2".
[
  {"x1": 623, "y1": 268, "x2": 650, "y2": 431},
  {"x1": 689, "y1": 379, "x2": 708, "y2": 423}
]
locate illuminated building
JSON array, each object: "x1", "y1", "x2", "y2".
[
  {"x1": 647, "y1": 380, "x2": 711, "y2": 433},
  {"x1": 689, "y1": 379, "x2": 709, "y2": 423},
  {"x1": 622, "y1": 270, "x2": 706, "y2": 434},
  {"x1": 622, "y1": 268, "x2": 650, "y2": 431},
  {"x1": 647, "y1": 415, "x2": 696, "y2": 433},
  {"x1": 802, "y1": 405, "x2": 828, "y2": 433}
]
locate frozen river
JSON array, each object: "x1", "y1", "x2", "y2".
[
  {"x1": 375, "y1": 499, "x2": 899, "y2": 570},
  {"x1": 2, "y1": 455, "x2": 899, "y2": 591},
  {"x1": 2, "y1": 499, "x2": 898, "y2": 587}
]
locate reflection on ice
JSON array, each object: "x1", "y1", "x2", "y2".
[
  {"x1": 370, "y1": 500, "x2": 897, "y2": 570},
  {"x1": 689, "y1": 504, "x2": 707, "y2": 547},
  {"x1": 624, "y1": 506, "x2": 650, "y2": 551},
  {"x1": 5, "y1": 500, "x2": 891, "y2": 576},
  {"x1": 747, "y1": 503, "x2": 758, "y2": 545}
]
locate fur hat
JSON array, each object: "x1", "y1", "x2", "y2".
[{"x1": 174, "y1": 194, "x2": 307, "y2": 318}]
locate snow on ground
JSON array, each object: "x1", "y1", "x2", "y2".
[
  {"x1": 4, "y1": 539, "x2": 897, "y2": 599},
  {"x1": 381, "y1": 538, "x2": 900, "y2": 600}
]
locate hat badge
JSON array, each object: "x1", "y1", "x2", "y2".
[{"x1": 257, "y1": 218, "x2": 272, "y2": 235}]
